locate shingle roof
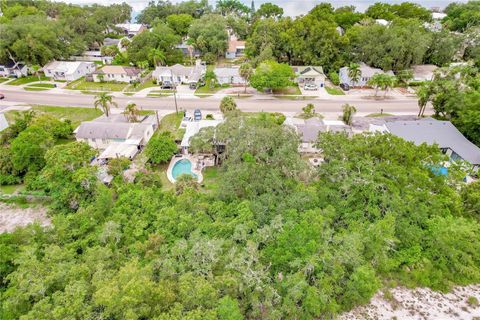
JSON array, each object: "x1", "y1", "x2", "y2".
[
  {"x1": 214, "y1": 67, "x2": 241, "y2": 78},
  {"x1": 385, "y1": 120, "x2": 480, "y2": 165},
  {"x1": 292, "y1": 66, "x2": 325, "y2": 77},
  {"x1": 75, "y1": 122, "x2": 151, "y2": 140},
  {"x1": 43, "y1": 61, "x2": 94, "y2": 75},
  {"x1": 94, "y1": 66, "x2": 141, "y2": 76}
]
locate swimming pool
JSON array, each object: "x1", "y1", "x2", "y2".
[{"x1": 172, "y1": 159, "x2": 198, "y2": 180}]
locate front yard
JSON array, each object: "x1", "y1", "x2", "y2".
[
  {"x1": 125, "y1": 79, "x2": 159, "y2": 92},
  {"x1": 6, "y1": 76, "x2": 49, "y2": 86},
  {"x1": 65, "y1": 78, "x2": 128, "y2": 92},
  {"x1": 325, "y1": 86, "x2": 345, "y2": 95}
]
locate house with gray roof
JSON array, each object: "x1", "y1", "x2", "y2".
[
  {"x1": 292, "y1": 66, "x2": 326, "y2": 88},
  {"x1": 74, "y1": 115, "x2": 155, "y2": 160},
  {"x1": 339, "y1": 63, "x2": 394, "y2": 88},
  {"x1": 0, "y1": 61, "x2": 28, "y2": 78},
  {"x1": 377, "y1": 119, "x2": 480, "y2": 171},
  {"x1": 214, "y1": 67, "x2": 245, "y2": 85},
  {"x1": 92, "y1": 66, "x2": 142, "y2": 83}
]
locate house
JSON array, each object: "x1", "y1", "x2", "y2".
[
  {"x1": 74, "y1": 114, "x2": 156, "y2": 160},
  {"x1": 214, "y1": 67, "x2": 245, "y2": 86},
  {"x1": 336, "y1": 26, "x2": 345, "y2": 36},
  {"x1": 432, "y1": 12, "x2": 447, "y2": 20},
  {"x1": 92, "y1": 66, "x2": 142, "y2": 83},
  {"x1": 180, "y1": 119, "x2": 222, "y2": 153},
  {"x1": 43, "y1": 61, "x2": 96, "y2": 82},
  {"x1": 0, "y1": 113, "x2": 9, "y2": 132},
  {"x1": 285, "y1": 117, "x2": 352, "y2": 153},
  {"x1": 176, "y1": 43, "x2": 201, "y2": 59},
  {"x1": 411, "y1": 64, "x2": 438, "y2": 82},
  {"x1": 70, "y1": 50, "x2": 113, "y2": 65},
  {"x1": 152, "y1": 61, "x2": 206, "y2": 85},
  {"x1": 115, "y1": 23, "x2": 147, "y2": 37},
  {"x1": 339, "y1": 63, "x2": 394, "y2": 88},
  {"x1": 371, "y1": 119, "x2": 480, "y2": 172},
  {"x1": 225, "y1": 34, "x2": 246, "y2": 59},
  {"x1": 292, "y1": 66, "x2": 326, "y2": 88},
  {"x1": 0, "y1": 61, "x2": 28, "y2": 78},
  {"x1": 376, "y1": 19, "x2": 390, "y2": 26}
]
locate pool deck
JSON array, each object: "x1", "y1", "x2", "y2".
[{"x1": 167, "y1": 154, "x2": 204, "y2": 184}]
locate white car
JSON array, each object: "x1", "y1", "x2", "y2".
[{"x1": 304, "y1": 83, "x2": 318, "y2": 91}]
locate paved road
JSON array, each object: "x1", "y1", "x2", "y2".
[{"x1": 0, "y1": 86, "x2": 425, "y2": 115}]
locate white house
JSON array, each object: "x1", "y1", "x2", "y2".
[
  {"x1": 43, "y1": 61, "x2": 96, "y2": 82},
  {"x1": 292, "y1": 66, "x2": 326, "y2": 88},
  {"x1": 180, "y1": 119, "x2": 223, "y2": 153},
  {"x1": 214, "y1": 67, "x2": 245, "y2": 86},
  {"x1": 74, "y1": 114, "x2": 156, "y2": 160},
  {"x1": 152, "y1": 62, "x2": 206, "y2": 85},
  {"x1": 411, "y1": 64, "x2": 438, "y2": 82},
  {"x1": 92, "y1": 66, "x2": 142, "y2": 83},
  {"x1": 115, "y1": 23, "x2": 147, "y2": 37},
  {"x1": 70, "y1": 50, "x2": 113, "y2": 64},
  {"x1": 339, "y1": 63, "x2": 394, "y2": 88},
  {"x1": 0, "y1": 61, "x2": 28, "y2": 78},
  {"x1": 376, "y1": 19, "x2": 390, "y2": 26}
]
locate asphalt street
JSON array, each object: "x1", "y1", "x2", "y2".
[{"x1": 0, "y1": 86, "x2": 426, "y2": 115}]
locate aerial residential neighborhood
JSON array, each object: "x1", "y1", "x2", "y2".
[{"x1": 0, "y1": 1, "x2": 480, "y2": 319}]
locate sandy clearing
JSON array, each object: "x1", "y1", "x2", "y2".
[
  {"x1": 340, "y1": 285, "x2": 480, "y2": 320},
  {"x1": 0, "y1": 203, "x2": 51, "y2": 233}
]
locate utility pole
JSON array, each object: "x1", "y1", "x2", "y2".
[{"x1": 171, "y1": 70, "x2": 179, "y2": 115}]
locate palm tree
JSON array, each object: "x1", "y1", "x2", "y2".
[
  {"x1": 348, "y1": 63, "x2": 362, "y2": 87},
  {"x1": 383, "y1": 75, "x2": 397, "y2": 98},
  {"x1": 342, "y1": 103, "x2": 357, "y2": 125},
  {"x1": 94, "y1": 92, "x2": 117, "y2": 117},
  {"x1": 124, "y1": 102, "x2": 140, "y2": 122},
  {"x1": 239, "y1": 62, "x2": 253, "y2": 93},
  {"x1": 148, "y1": 48, "x2": 166, "y2": 67},
  {"x1": 416, "y1": 84, "x2": 431, "y2": 117},
  {"x1": 31, "y1": 65, "x2": 41, "y2": 81}
]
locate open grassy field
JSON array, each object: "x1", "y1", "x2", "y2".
[
  {"x1": 66, "y1": 78, "x2": 127, "y2": 92},
  {"x1": 6, "y1": 76, "x2": 49, "y2": 86},
  {"x1": 159, "y1": 112, "x2": 183, "y2": 135}
]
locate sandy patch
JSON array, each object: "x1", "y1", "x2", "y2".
[
  {"x1": 339, "y1": 285, "x2": 480, "y2": 320},
  {"x1": 0, "y1": 203, "x2": 51, "y2": 233}
]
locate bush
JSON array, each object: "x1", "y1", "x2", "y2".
[
  {"x1": 107, "y1": 157, "x2": 131, "y2": 177},
  {"x1": 329, "y1": 71, "x2": 340, "y2": 85},
  {"x1": 145, "y1": 132, "x2": 178, "y2": 164}
]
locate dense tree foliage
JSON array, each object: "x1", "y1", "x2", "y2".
[
  {"x1": 0, "y1": 1, "x2": 131, "y2": 65},
  {"x1": 188, "y1": 14, "x2": 229, "y2": 58},
  {"x1": 136, "y1": 0, "x2": 211, "y2": 25},
  {"x1": 1, "y1": 112, "x2": 480, "y2": 319},
  {"x1": 250, "y1": 61, "x2": 295, "y2": 91},
  {"x1": 420, "y1": 66, "x2": 480, "y2": 146},
  {"x1": 145, "y1": 132, "x2": 178, "y2": 164},
  {"x1": 444, "y1": 1, "x2": 480, "y2": 31}
]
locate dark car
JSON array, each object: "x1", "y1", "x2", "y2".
[
  {"x1": 189, "y1": 83, "x2": 197, "y2": 90},
  {"x1": 339, "y1": 83, "x2": 350, "y2": 91},
  {"x1": 161, "y1": 81, "x2": 174, "y2": 89},
  {"x1": 0, "y1": 93, "x2": 4, "y2": 100}
]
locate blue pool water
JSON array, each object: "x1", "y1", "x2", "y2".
[{"x1": 172, "y1": 159, "x2": 198, "y2": 180}]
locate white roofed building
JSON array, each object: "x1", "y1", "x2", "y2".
[{"x1": 43, "y1": 61, "x2": 96, "y2": 82}]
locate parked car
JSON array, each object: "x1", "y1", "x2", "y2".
[
  {"x1": 340, "y1": 83, "x2": 350, "y2": 91},
  {"x1": 161, "y1": 81, "x2": 174, "y2": 89},
  {"x1": 304, "y1": 83, "x2": 318, "y2": 91},
  {"x1": 189, "y1": 83, "x2": 197, "y2": 90},
  {"x1": 194, "y1": 109, "x2": 202, "y2": 121},
  {"x1": 0, "y1": 93, "x2": 4, "y2": 100}
]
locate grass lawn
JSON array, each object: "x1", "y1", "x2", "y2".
[
  {"x1": 160, "y1": 112, "x2": 184, "y2": 135},
  {"x1": 123, "y1": 92, "x2": 135, "y2": 96},
  {"x1": 0, "y1": 184, "x2": 24, "y2": 195},
  {"x1": 195, "y1": 85, "x2": 225, "y2": 97},
  {"x1": 66, "y1": 78, "x2": 127, "y2": 92},
  {"x1": 147, "y1": 93, "x2": 173, "y2": 97},
  {"x1": 26, "y1": 83, "x2": 56, "y2": 88},
  {"x1": 366, "y1": 113, "x2": 394, "y2": 118},
  {"x1": 273, "y1": 86, "x2": 301, "y2": 95},
  {"x1": 325, "y1": 86, "x2": 345, "y2": 95},
  {"x1": 154, "y1": 163, "x2": 174, "y2": 191},
  {"x1": 24, "y1": 87, "x2": 51, "y2": 91},
  {"x1": 200, "y1": 167, "x2": 220, "y2": 192},
  {"x1": 125, "y1": 79, "x2": 158, "y2": 92},
  {"x1": 32, "y1": 105, "x2": 102, "y2": 127},
  {"x1": 0, "y1": 78, "x2": 11, "y2": 83},
  {"x1": 6, "y1": 76, "x2": 49, "y2": 86},
  {"x1": 275, "y1": 95, "x2": 317, "y2": 100}
]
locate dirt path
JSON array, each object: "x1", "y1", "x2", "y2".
[
  {"x1": 340, "y1": 285, "x2": 480, "y2": 320},
  {"x1": 0, "y1": 203, "x2": 51, "y2": 233}
]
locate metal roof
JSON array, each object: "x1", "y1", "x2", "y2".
[{"x1": 385, "y1": 120, "x2": 480, "y2": 165}]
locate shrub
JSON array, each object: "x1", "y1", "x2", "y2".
[
  {"x1": 329, "y1": 71, "x2": 340, "y2": 85},
  {"x1": 145, "y1": 132, "x2": 178, "y2": 164}
]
